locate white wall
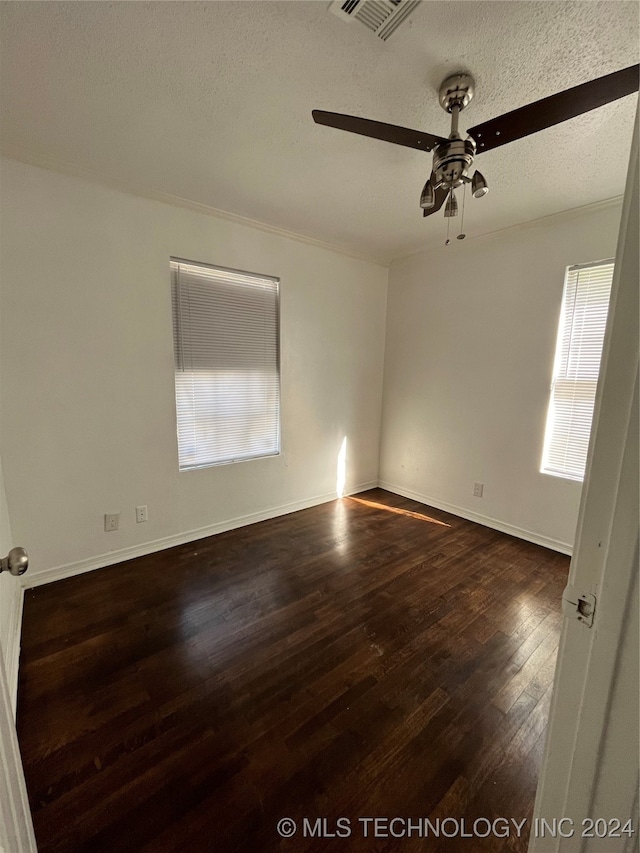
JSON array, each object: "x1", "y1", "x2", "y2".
[
  {"x1": 0, "y1": 154, "x2": 625, "y2": 587},
  {"x1": 0, "y1": 158, "x2": 388, "y2": 582},
  {"x1": 379, "y1": 203, "x2": 623, "y2": 552}
]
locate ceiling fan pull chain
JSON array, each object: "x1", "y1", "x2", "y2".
[
  {"x1": 445, "y1": 194, "x2": 451, "y2": 245},
  {"x1": 458, "y1": 183, "x2": 467, "y2": 240}
]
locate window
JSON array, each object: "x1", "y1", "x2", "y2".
[
  {"x1": 170, "y1": 258, "x2": 280, "y2": 470},
  {"x1": 541, "y1": 259, "x2": 615, "y2": 482}
]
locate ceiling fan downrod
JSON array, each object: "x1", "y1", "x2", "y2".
[{"x1": 435, "y1": 74, "x2": 486, "y2": 192}]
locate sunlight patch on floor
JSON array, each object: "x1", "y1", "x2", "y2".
[{"x1": 347, "y1": 496, "x2": 451, "y2": 527}]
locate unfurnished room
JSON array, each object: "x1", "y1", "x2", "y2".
[{"x1": 0, "y1": 2, "x2": 638, "y2": 851}]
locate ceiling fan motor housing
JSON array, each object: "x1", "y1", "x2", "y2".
[{"x1": 433, "y1": 137, "x2": 476, "y2": 189}]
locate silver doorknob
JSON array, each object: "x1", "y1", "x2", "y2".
[{"x1": 0, "y1": 547, "x2": 29, "y2": 576}]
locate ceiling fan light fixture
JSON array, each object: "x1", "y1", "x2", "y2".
[
  {"x1": 444, "y1": 191, "x2": 458, "y2": 217},
  {"x1": 472, "y1": 170, "x2": 489, "y2": 198},
  {"x1": 420, "y1": 178, "x2": 435, "y2": 209}
]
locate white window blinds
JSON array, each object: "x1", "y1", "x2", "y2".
[
  {"x1": 170, "y1": 258, "x2": 280, "y2": 470},
  {"x1": 541, "y1": 259, "x2": 614, "y2": 481}
]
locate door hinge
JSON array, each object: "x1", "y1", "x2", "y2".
[{"x1": 562, "y1": 584, "x2": 596, "y2": 628}]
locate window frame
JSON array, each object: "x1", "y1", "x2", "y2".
[
  {"x1": 170, "y1": 256, "x2": 281, "y2": 472},
  {"x1": 540, "y1": 258, "x2": 615, "y2": 483}
]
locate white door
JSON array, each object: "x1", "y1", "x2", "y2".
[
  {"x1": 529, "y1": 114, "x2": 639, "y2": 851},
  {"x1": 0, "y1": 455, "x2": 37, "y2": 850}
]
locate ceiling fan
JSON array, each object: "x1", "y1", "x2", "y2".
[{"x1": 312, "y1": 65, "x2": 639, "y2": 232}]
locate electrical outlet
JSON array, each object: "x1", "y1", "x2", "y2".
[
  {"x1": 473, "y1": 482, "x2": 484, "y2": 498},
  {"x1": 104, "y1": 513, "x2": 119, "y2": 532},
  {"x1": 135, "y1": 505, "x2": 148, "y2": 523}
]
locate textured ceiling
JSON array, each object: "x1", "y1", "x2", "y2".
[{"x1": 1, "y1": 1, "x2": 638, "y2": 263}]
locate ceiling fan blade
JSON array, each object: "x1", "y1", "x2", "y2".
[
  {"x1": 312, "y1": 110, "x2": 447, "y2": 153},
  {"x1": 467, "y1": 64, "x2": 640, "y2": 154},
  {"x1": 422, "y1": 183, "x2": 448, "y2": 217}
]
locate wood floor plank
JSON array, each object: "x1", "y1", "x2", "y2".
[{"x1": 17, "y1": 488, "x2": 569, "y2": 852}]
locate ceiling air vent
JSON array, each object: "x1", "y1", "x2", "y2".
[{"x1": 329, "y1": 0, "x2": 421, "y2": 41}]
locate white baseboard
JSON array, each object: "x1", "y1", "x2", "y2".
[
  {"x1": 23, "y1": 481, "x2": 378, "y2": 590},
  {"x1": 378, "y1": 480, "x2": 573, "y2": 555}
]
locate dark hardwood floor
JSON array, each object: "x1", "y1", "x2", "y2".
[{"x1": 17, "y1": 488, "x2": 569, "y2": 853}]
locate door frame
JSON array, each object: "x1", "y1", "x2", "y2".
[
  {"x1": 529, "y1": 112, "x2": 639, "y2": 850},
  {"x1": 0, "y1": 590, "x2": 38, "y2": 852}
]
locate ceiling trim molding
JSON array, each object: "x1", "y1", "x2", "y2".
[
  {"x1": 0, "y1": 147, "x2": 389, "y2": 268},
  {"x1": 392, "y1": 195, "x2": 625, "y2": 265},
  {"x1": 1, "y1": 147, "x2": 624, "y2": 269}
]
